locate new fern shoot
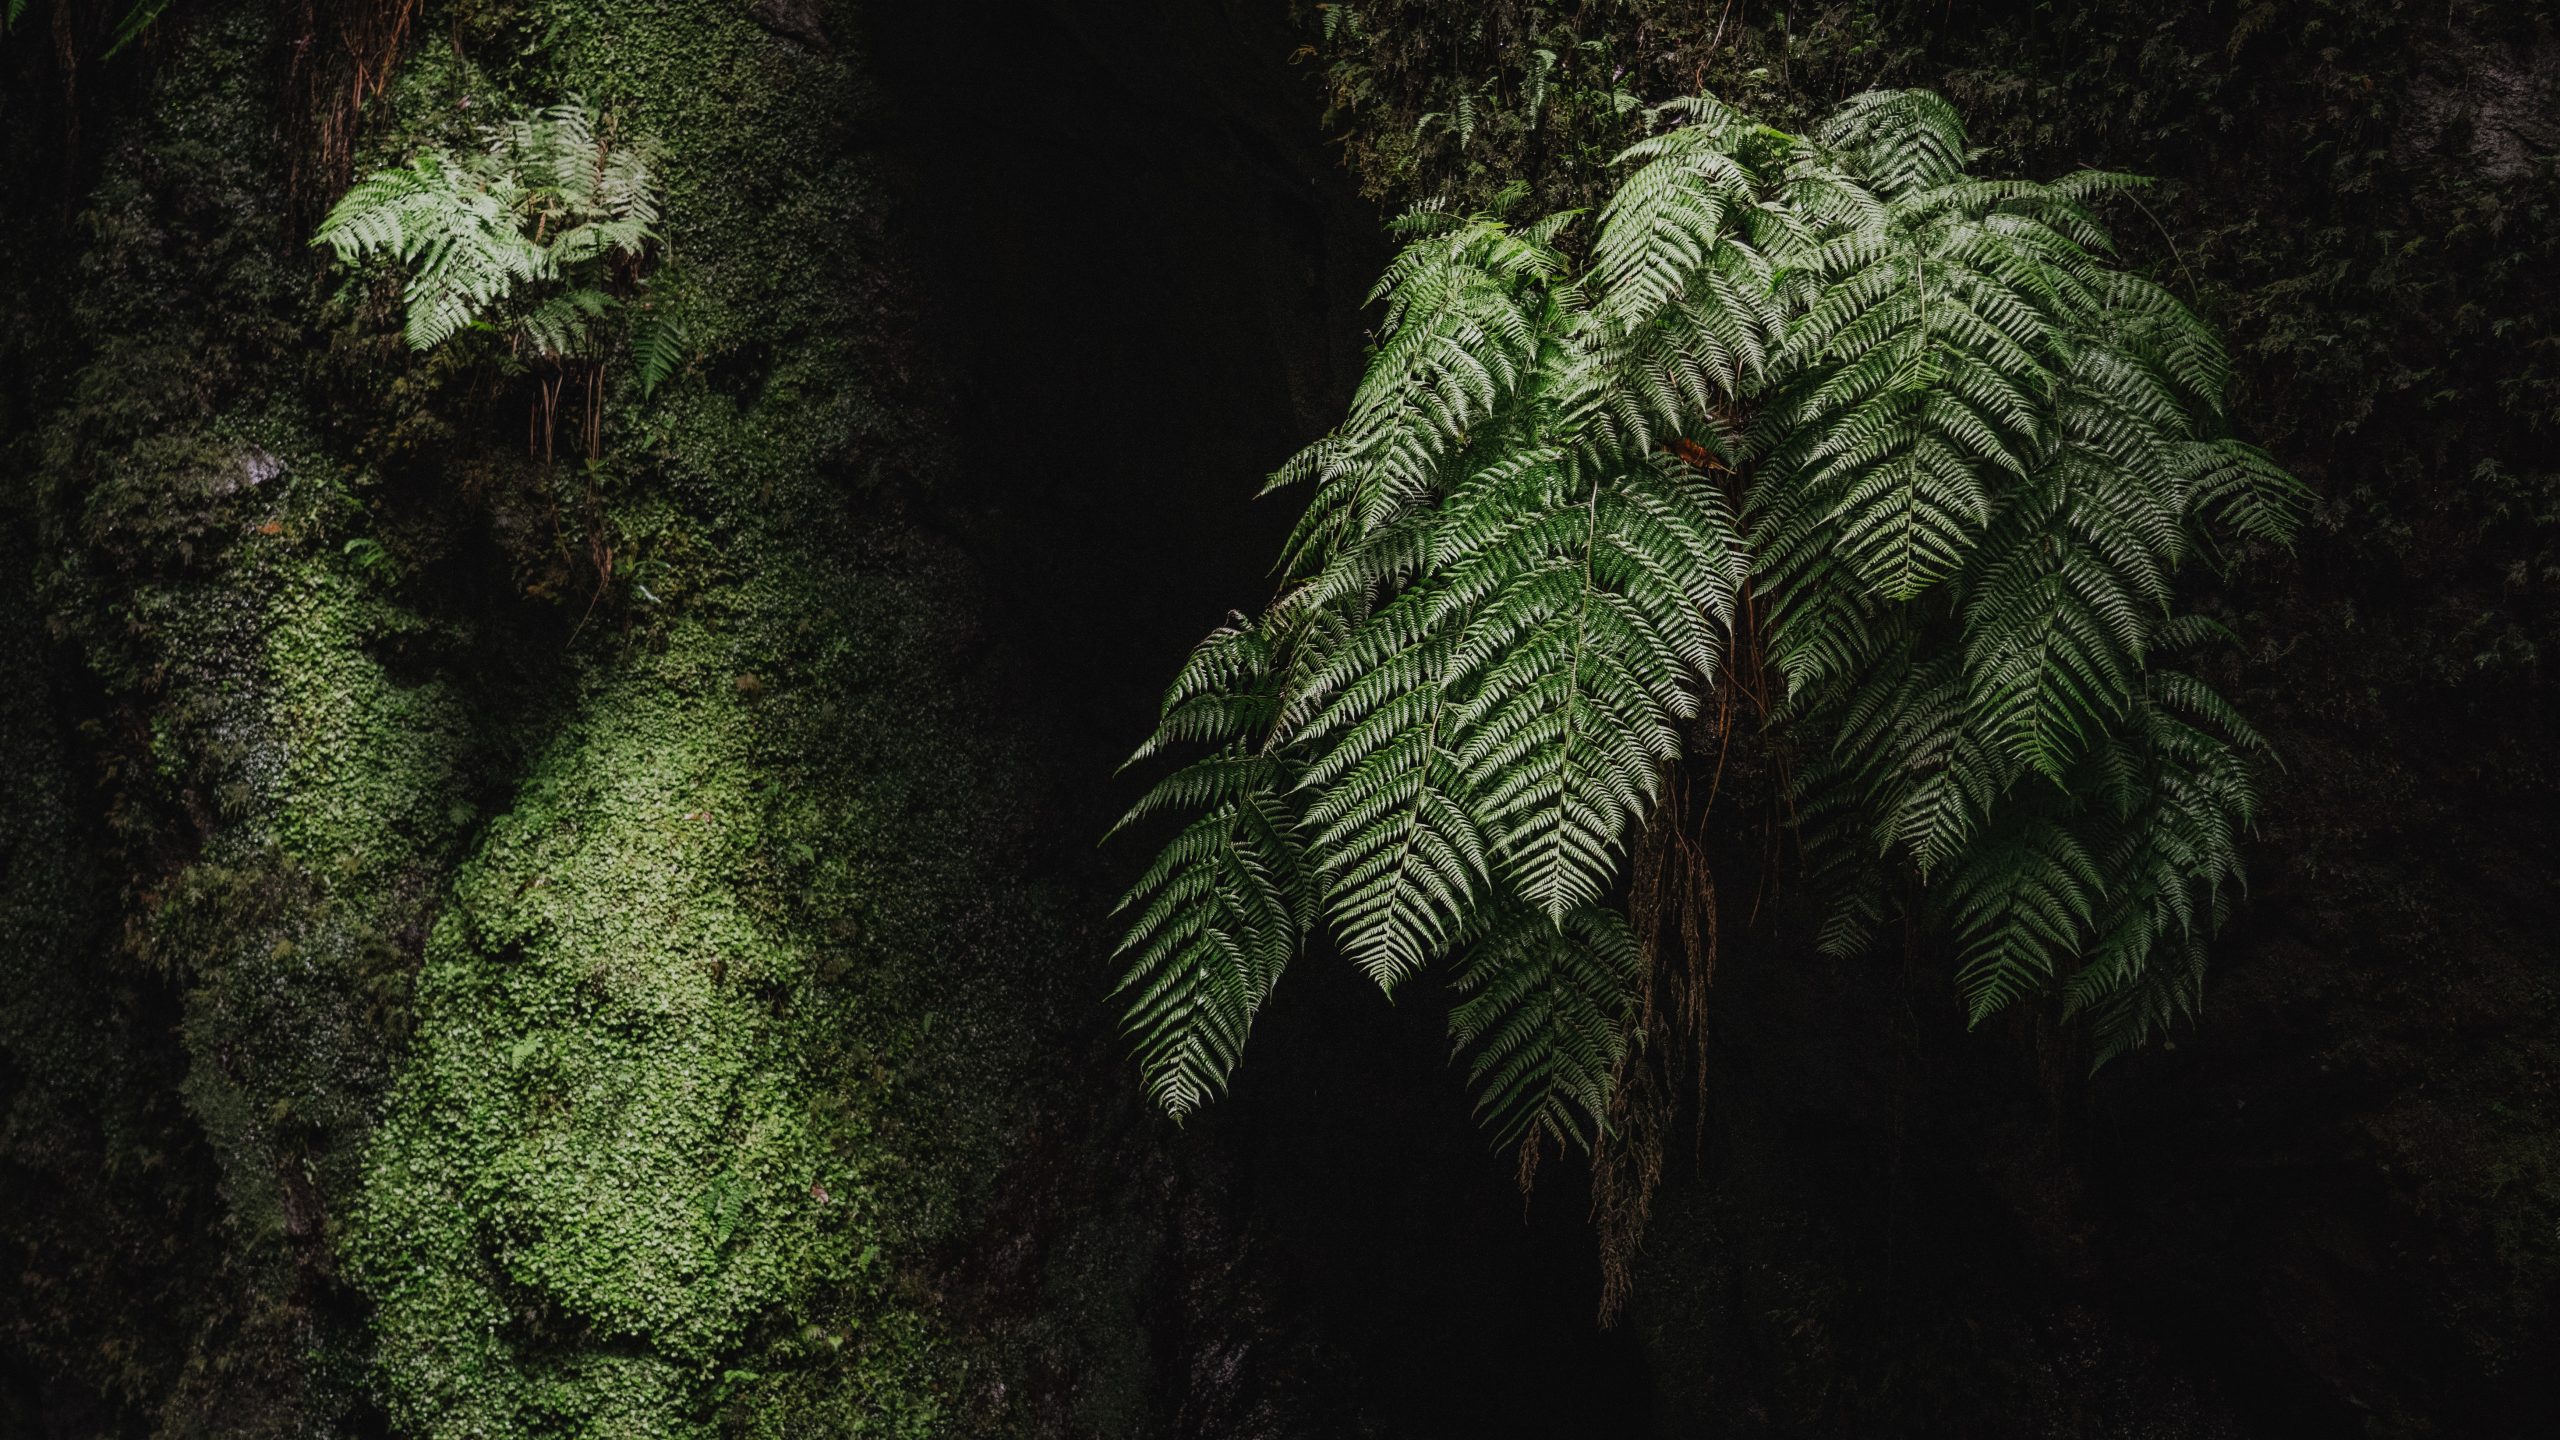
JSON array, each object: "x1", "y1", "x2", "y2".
[{"x1": 1111, "y1": 89, "x2": 2306, "y2": 1151}]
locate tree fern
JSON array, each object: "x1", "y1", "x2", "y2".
[{"x1": 1112, "y1": 88, "x2": 2306, "y2": 1147}]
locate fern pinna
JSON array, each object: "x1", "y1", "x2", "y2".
[{"x1": 1112, "y1": 90, "x2": 2305, "y2": 1148}]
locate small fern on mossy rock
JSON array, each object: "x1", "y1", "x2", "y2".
[
  {"x1": 1112, "y1": 89, "x2": 2305, "y2": 1150},
  {"x1": 314, "y1": 96, "x2": 688, "y2": 450}
]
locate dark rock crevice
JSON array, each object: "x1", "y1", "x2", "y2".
[{"x1": 859, "y1": 3, "x2": 1661, "y2": 1433}]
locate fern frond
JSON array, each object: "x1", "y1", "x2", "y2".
[
  {"x1": 1448, "y1": 904, "x2": 1644, "y2": 1149},
  {"x1": 1291, "y1": 606, "x2": 1488, "y2": 986},
  {"x1": 1816, "y1": 88, "x2": 1970, "y2": 196},
  {"x1": 2187, "y1": 438, "x2": 2313, "y2": 548},
  {"x1": 1441, "y1": 452, "x2": 1739, "y2": 914},
  {"x1": 103, "y1": 0, "x2": 174, "y2": 59},
  {"x1": 1112, "y1": 771, "x2": 1312, "y2": 1118},
  {"x1": 518, "y1": 287, "x2": 615, "y2": 362},
  {"x1": 630, "y1": 294, "x2": 690, "y2": 397},
  {"x1": 314, "y1": 98, "x2": 669, "y2": 372},
  {"x1": 1285, "y1": 213, "x2": 1565, "y2": 550},
  {"x1": 1939, "y1": 812, "x2": 2102, "y2": 1024}
]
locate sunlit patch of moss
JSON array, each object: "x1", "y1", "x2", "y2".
[{"x1": 353, "y1": 645, "x2": 938, "y2": 1436}]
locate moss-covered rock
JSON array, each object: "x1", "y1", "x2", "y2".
[{"x1": 4, "y1": 0, "x2": 1082, "y2": 1432}]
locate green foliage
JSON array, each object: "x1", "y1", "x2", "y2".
[
  {"x1": 0, "y1": 2, "x2": 171, "y2": 51},
  {"x1": 4, "y1": 1, "x2": 1065, "y2": 1431},
  {"x1": 1301, "y1": 6, "x2": 2560, "y2": 1417},
  {"x1": 1115, "y1": 87, "x2": 2303, "y2": 1146},
  {"x1": 1304, "y1": 2, "x2": 1659, "y2": 213},
  {"x1": 1449, "y1": 903, "x2": 1644, "y2": 1146},
  {"x1": 103, "y1": 1, "x2": 175, "y2": 58},
  {"x1": 314, "y1": 97, "x2": 677, "y2": 365}
]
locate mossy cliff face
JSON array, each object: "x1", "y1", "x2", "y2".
[
  {"x1": 1305, "y1": 1, "x2": 2557, "y2": 1433},
  {"x1": 2, "y1": 7, "x2": 475, "y2": 1431},
  {"x1": 0, "y1": 1, "x2": 1100, "y2": 1433},
  {"x1": 4, "y1": 0, "x2": 1397, "y2": 1431},
  {"x1": 334, "y1": 6, "x2": 1045, "y2": 1432}
]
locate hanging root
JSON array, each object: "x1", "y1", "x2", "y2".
[
  {"x1": 1591, "y1": 766, "x2": 1722, "y2": 1325},
  {"x1": 288, "y1": 0, "x2": 423, "y2": 211}
]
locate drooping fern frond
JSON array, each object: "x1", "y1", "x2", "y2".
[
  {"x1": 1449, "y1": 903, "x2": 1645, "y2": 1147},
  {"x1": 1111, "y1": 757, "x2": 1312, "y2": 1118},
  {"x1": 1433, "y1": 447, "x2": 1740, "y2": 916},
  {"x1": 1112, "y1": 86, "x2": 2305, "y2": 1149},
  {"x1": 1270, "y1": 209, "x2": 1567, "y2": 568},
  {"x1": 2061, "y1": 655, "x2": 2264, "y2": 1061},
  {"x1": 1107, "y1": 621, "x2": 1320, "y2": 1118},
  {"x1": 628, "y1": 281, "x2": 692, "y2": 397}
]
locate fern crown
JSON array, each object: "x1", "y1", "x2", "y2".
[{"x1": 1117, "y1": 88, "x2": 2304, "y2": 1146}]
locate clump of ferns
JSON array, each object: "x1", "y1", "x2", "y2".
[
  {"x1": 1110, "y1": 88, "x2": 2306, "y2": 1311},
  {"x1": 314, "y1": 97, "x2": 688, "y2": 464}
]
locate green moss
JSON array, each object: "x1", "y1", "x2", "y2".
[
  {"x1": 335, "y1": 3, "x2": 1070, "y2": 1432},
  {"x1": 0, "y1": 5, "x2": 509, "y2": 1429},
  {"x1": 5, "y1": 0, "x2": 1071, "y2": 1429},
  {"x1": 18, "y1": 0, "x2": 1344, "y2": 1430},
  {"x1": 353, "y1": 655, "x2": 919, "y2": 1434}
]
